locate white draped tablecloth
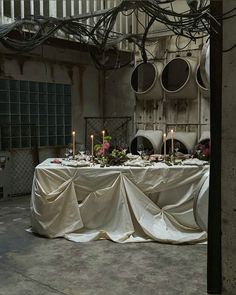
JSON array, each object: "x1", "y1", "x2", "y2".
[{"x1": 30, "y1": 159, "x2": 209, "y2": 244}]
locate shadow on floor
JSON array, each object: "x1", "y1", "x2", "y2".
[{"x1": 0, "y1": 195, "x2": 207, "y2": 295}]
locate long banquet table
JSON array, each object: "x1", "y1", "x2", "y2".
[{"x1": 30, "y1": 158, "x2": 209, "y2": 244}]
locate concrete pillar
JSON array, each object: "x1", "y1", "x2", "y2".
[{"x1": 222, "y1": 1, "x2": 236, "y2": 293}]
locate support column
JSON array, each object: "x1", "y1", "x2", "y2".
[
  {"x1": 207, "y1": 0, "x2": 222, "y2": 293},
  {"x1": 221, "y1": 0, "x2": 236, "y2": 293}
]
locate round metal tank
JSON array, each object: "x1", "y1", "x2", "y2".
[
  {"x1": 166, "y1": 131, "x2": 197, "y2": 153},
  {"x1": 200, "y1": 41, "x2": 210, "y2": 89},
  {"x1": 130, "y1": 61, "x2": 163, "y2": 100},
  {"x1": 195, "y1": 64, "x2": 210, "y2": 98},
  {"x1": 199, "y1": 131, "x2": 210, "y2": 144},
  {"x1": 160, "y1": 57, "x2": 198, "y2": 99},
  {"x1": 130, "y1": 130, "x2": 163, "y2": 154}
]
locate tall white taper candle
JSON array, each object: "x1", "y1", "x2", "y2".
[
  {"x1": 102, "y1": 130, "x2": 105, "y2": 146},
  {"x1": 72, "y1": 131, "x2": 76, "y2": 159},
  {"x1": 91, "y1": 134, "x2": 94, "y2": 158},
  {"x1": 170, "y1": 129, "x2": 174, "y2": 155},
  {"x1": 163, "y1": 132, "x2": 166, "y2": 160}
]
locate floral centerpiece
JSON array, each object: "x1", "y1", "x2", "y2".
[
  {"x1": 94, "y1": 136, "x2": 128, "y2": 166},
  {"x1": 194, "y1": 140, "x2": 211, "y2": 161}
]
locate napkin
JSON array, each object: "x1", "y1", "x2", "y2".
[
  {"x1": 61, "y1": 160, "x2": 90, "y2": 167},
  {"x1": 182, "y1": 158, "x2": 209, "y2": 166},
  {"x1": 126, "y1": 153, "x2": 139, "y2": 160},
  {"x1": 124, "y1": 159, "x2": 152, "y2": 167},
  {"x1": 77, "y1": 160, "x2": 91, "y2": 167}
]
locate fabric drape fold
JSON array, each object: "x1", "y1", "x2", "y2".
[{"x1": 31, "y1": 159, "x2": 209, "y2": 244}]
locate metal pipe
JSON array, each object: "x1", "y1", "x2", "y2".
[
  {"x1": 197, "y1": 84, "x2": 201, "y2": 141},
  {"x1": 49, "y1": 0, "x2": 57, "y2": 17},
  {"x1": 94, "y1": 0, "x2": 98, "y2": 23},
  {"x1": 78, "y1": 0, "x2": 82, "y2": 14},
  {"x1": 30, "y1": 0, "x2": 34, "y2": 15},
  {"x1": 71, "y1": 0, "x2": 74, "y2": 16},
  {"x1": 119, "y1": 6, "x2": 123, "y2": 50},
  {"x1": 0, "y1": 0, "x2": 3, "y2": 24},
  {"x1": 40, "y1": 0, "x2": 44, "y2": 16},
  {"x1": 113, "y1": 0, "x2": 117, "y2": 32},
  {"x1": 86, "y1": 0, "x2": 90, "y2": 26},
  {"x1": 63, "y1": 0, "x2": 66, "y2": 17},
  {"x1": 11, "y1": 0, "x2": 14, "y2": 21},
  {"x1": 20, "y1": 0, "x2": 24, "y2": 18}
]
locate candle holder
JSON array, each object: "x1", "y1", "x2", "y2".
[
  {"x1": 90, "y1": 155, "x2": 95, "y2": 166},
  {"x1": 170, "y1": 152, "x2": 175, "y2": 164}
]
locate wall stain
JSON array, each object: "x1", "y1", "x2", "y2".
[
  {"x1": 0, "y1": 56, "x2": 13, "y2": 78},
  {"x1": 78, "y1": 65, "x2": 85, "y2": 108},
  {"x1": 66, "y1": 65, "x2": 74, "y2": 84},
  {"x1": 98, "y1": 70, "x2": 105, "y2": 116},
  {"x1": 16, "y1": 56, "x2": 29, "y2": 75},
  {"x1": 0, "y1": 52, "x2": 86, "y2": 82},
  {"x1": 0, "y1": 55, "x2": 5, "y2": 76},
  {"x1": 49, "y1": 64, "x2": 55, "y2": 82}
]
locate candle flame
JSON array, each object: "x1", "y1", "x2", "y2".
[
  {"x1": 72, "y1": 131, "x2": 75, "y2": 135},
  {"x1": 91, "y1": 135, "x2": 94, "y2": 139}
]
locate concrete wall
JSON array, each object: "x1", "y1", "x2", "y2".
[
  {"x1": 0, "y1": 43, "x2": 103, "y2": 146},
  {"x1": 0, "y1": 42, "x2": 104, "y2": 196},
  {"x1": 222, "y1": 1, "x2": 236, "y2": 293},
  {"x1": 104, "y1": 66, "x2": 135, "y2": 117}
]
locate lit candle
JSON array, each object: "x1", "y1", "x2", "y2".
[
  {"x1": 72, "y1": 131, "x2": 76, "y2": 159},
  {"x1": 170, "y1": 129, "x2": 174, "y2": 155},
  {"x1": 102, "y1": 130, "x2": 105, "y2": 145},
  {"x1": 163, "y1": 132, "x2": 166, "y2": 160},
  {"x1": 91, "y1": 135, "x2": 94, "y2": 158}
]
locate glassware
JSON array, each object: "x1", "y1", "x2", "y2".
[
  {"x1": 78, "y1": 144, "x2": 85, "y2": 156},
  {"x1": 121, "y1": 142, "x2": 129, "y2": 153},
  {"x1": 65, "y1": 148, "x2": 70, "y2": 160},
  {"x1": 137, "y1": 143, "x2": 144, "y2": 157},
  {"x1": 174, "y1": 147, "x2": 179, "y2": 155}
]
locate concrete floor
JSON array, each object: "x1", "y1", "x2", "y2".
[{"x1": 0, "y1": 195, "x2": 207, "y2": 295}]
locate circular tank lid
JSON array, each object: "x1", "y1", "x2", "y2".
[
  {"x1": 196, "y1": 65, "x2": 208, "y2": 90},
  {"x1": 200, "y1": 42, "x2": 210, "y2": 88},
  {"x1": 131, "y1": 62, "x2": 156, "y2": 94},
  {"x1": 166, "y1": 131, "x2": 197, "y2": 153},
  {"x1": 162, "y1": 139, "x2": 188, "y2": 154},
  {"x1": 131, "y1": 136, "x2": 154, "y2": 155},
  {"x1": 161, "y1": 58, "x2": 191, "y2": 92}
]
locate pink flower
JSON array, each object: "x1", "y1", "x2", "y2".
[
  {"x1": 203, "y1": 148, "x2": 209, "y2": 157},
  {"x1": 97, "y1": 148, "x2": 104, "y2": 156},
  {"x1": 103, "y1": 142, "x2": 110, "y2": 150},
  {"x1": 198, "y1": 144, "x2": 204, "y2": 151}
]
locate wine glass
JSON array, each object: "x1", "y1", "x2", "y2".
[
  {"x1": 174, "y1": 147, "x2": 179, "y2": 155},
  {"x1": 174, "y1": 142, "x2": 180, "y2": 156},
  {"x1": 137, "y1": 143, "x2": 144, "y2": 157},
  {"x1": 65, "y1": 148, "x2": 70, "y2": 160},
  {"x1": 78, "y1": 144, "x2": 85, "y2": 156},
  {"x1": 121, "y1": 142, "x2": 129, "y2": 153}
]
